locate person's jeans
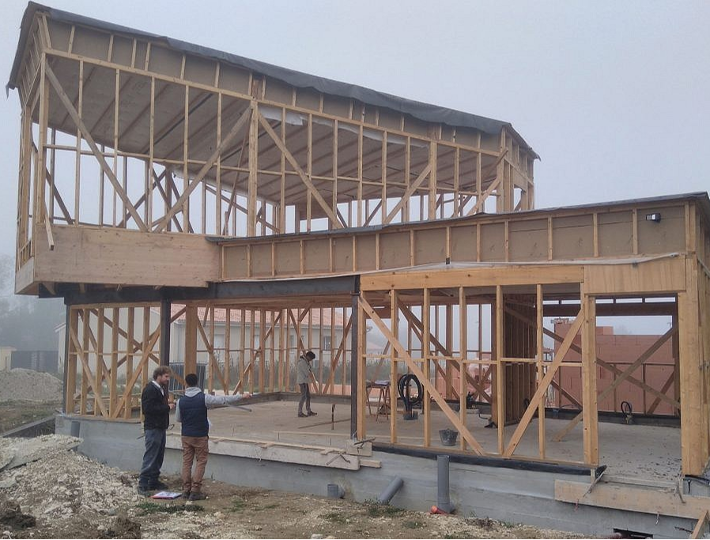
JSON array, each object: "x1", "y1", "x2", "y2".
[
  {"x1": 139, "y1": 428, "x2": 166, "y2": 488},
  {"x1": 298, "y1": 383, "x2": 311, "y2": 413},
  {"x1": 181, "y1": 436, "x2": 209, "y2": 494}
]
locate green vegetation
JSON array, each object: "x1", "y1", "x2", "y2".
[{"x1": 364, "y1": 502, "x2": 405, "y2": 518}]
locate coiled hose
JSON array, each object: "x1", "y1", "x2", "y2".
[{"x1": 398, "y1": 373, "x2": 423, "y2": 416}]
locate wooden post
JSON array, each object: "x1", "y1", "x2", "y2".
[
  {"x1": 536, "y1": 284, "x2": 545, "y2": 459},
  {"x1": 581, "y1": 292, "x2": 599, "y2": 465},
  {"x1": 390, "y1": 289, "x2": 398, "y2": 443},
  {"x1": 495, "y1": 286, "x2": 505, "y2": 454},
  {"x1": 184, "y1": 305, "x2": 198, "y2": 377},
  {"x1": 679, "y1": 258, "x2": 706, "y2": 475},
  {"x1": 160, "y1": 296, "x2": 171, "y2": 366},
  {"x1": 63, "y1": 306, "x2": 77, "y2": 414}
]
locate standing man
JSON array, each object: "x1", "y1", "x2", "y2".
[
  {"x1": 175, "y1": 373, "x2": 251, "y2": 500},
  {"x1": 138, "y1": 365, "x2": 175, "y2": 496},
  {"x1": 297, "y1": 350, "x2": 317, "y2": 418}
]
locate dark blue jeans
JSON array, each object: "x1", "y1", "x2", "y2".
[{"x1": 139, "y1": 428, "x2": 166, "y2": 488}]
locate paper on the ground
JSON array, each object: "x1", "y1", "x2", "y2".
[{"x1": 151, "y1": 491, "x2": 182, "y2": 499}]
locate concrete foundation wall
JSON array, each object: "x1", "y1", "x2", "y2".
[{"x1": 55, "y1": 415, "x2": 697, "y2": 538}]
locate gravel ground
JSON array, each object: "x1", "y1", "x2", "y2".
[{"x1": 0, "y1": 435, "x2": 584, "y2": 539}]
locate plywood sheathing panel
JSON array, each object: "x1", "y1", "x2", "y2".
[{"x1": 33, "y1": 225, "x2": 218, "y2": 287}]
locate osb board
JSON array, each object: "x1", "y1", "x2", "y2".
[
  {"x1": 303, "y1": 238, "x2": 331, "y2": 274},
  {"x1": 584, "y1": 257, "x2": 686, "y2": 295},
  {"x1": 479, "y1": 222, "x2": 505, "y2": 261},
  {"x1": 637, "y1": 205, "x2": 686, "y2": 255},
  {"x1": 332, "y1": 237, "x2": 354, "y2": 273},
  {"x1": 379, "y1": 232, "x2": 410, "y2": 269},
  {"x1": 553, "y1": 215, "x2": 594, "y2": 259},
  {"x1": 355, "y1": 236, "x2": 377, "y2": 271},
  {"x1": 598, "y1": 211, "x2": 633, "y2": 257},
  {"x1": 450, "y1": 225, "x2": 477, "y2": 262},
  {"x1": 274, "y1": 241, "x2": 301, "y2": 277},
  {"x1": 509, "y1": 219, "x2": 548, "y2": 262},
  {"x1": 223, "y1": 245, "x2": 248, "y2": 278},
  {"x1": 250, "y1": 243, "x2": 272, "y2": 277},
  {"x1": 33, "y1": 226, "x2": 218, "y2": 287},
  {"x1": 414, "y1": 229, "x2": 446, "y2": 265}
]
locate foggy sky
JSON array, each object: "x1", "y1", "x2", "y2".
[{"x1": 1, "y1": 0, "x2": 708, "y2": 260}]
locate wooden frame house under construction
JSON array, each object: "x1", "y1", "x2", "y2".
[{"x1": 8, "y1": 3, "x2": 710, "y2": 534}]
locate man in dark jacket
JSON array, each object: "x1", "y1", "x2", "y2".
[
  {"x1": 138, "y1": 365, "x2": 175, "y2": 495},
  {"x1": 175, "y1": 373, "x2": 250, "y2": 500}
]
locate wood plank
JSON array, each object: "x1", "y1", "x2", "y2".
[{"x1": 555, "y1": 480, "x2": 710, "y2": 520}]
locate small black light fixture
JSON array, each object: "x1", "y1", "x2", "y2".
[{"x1": 645, "y1": 212, "x2": 662, "y2": 223}]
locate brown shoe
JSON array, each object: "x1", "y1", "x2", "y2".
[
  {"x1": 188, "y1": 492, "x2": 207, "y2": 501},
  {"x1": 298, "y1": 412, "x2": 307, "y2": 418},
  {"x1": 307, "y1": 411, "x2": 317, "y2": 416}
]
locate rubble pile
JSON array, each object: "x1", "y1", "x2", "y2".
[
  {"x1": 0, "y1": 369, "x2": 63, "y2": 402},
  {"x1": 0, "y1": 436, "x2": 141, "y2": 522}
]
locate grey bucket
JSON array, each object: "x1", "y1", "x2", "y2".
[{"x1": 439, "y1": 429, "x2": 458, "y2": 446}]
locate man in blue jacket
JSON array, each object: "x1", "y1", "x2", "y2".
[
  {"x1": 175, "y1": 373, "x2": 251, "y2": 500},
  {"x1": 138, "y1": 366, "x2": 175, "y2": 496}
]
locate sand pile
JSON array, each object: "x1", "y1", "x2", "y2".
[{"x1": 0, "y1": 368, "x2": 62, "y2": 402}]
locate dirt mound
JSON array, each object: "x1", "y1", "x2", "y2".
[{"x1": 0, "y1": 369, "x2": 62, "y2": 403}]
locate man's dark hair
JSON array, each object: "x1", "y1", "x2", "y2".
[
  {"x1": 185, "y1": 373, "x2": 199, "y2": 387},
  {"x1": 305, "y1": 351, "x2": 316, "y2": 360},
  {"x1": 152, "y1": 366, "x2": 171, "y2": 380}
]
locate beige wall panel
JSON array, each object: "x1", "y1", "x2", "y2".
[
  {"x1": 303, "y1": 239, "x2": 330, "y2": 274},
  {"x1": 364, "y1": 106, "x2": 377, "y2": 126},
  {"x1": 71, "y1": 27, "x2": 110, "y2": 61},
  {"x1": 451, "y1": 225, "x2": 477, "y2": 262},
  {"x1": 480, "y1": 133, "x2": 499, "y2": 152},
  {"x1": 323, "y1": 95, "x2": 351, "y2": 118},
  {"x1": 264, "y1": 78, "x2": 292, "y2": 105},
  {"x1": 134, "y1": 41, "x2": 148, "y2": 70},
  {"x1": 480, "y1": 222, "x2": 505, "y2": 261},
  {"x1": 250, "y1": 244, "x2": 272, "y2": 277},
  {"x1": 637, "y1": 205, "x2": 686, "y2": 255},
  {"x1": 509, "y1": 219, "x2": 548, "y2": 261},
  {"x1": 274, "y1": 242, "x2": 301, "y2": 277},
  {"x1": 379, "y1": 232, "x2": 410, "y2": 269},
  {"x1": 33, "y1": 226, "x2": 218, "y2": 287},
  {"x1": 356, "y1": 236, "x2": 377, "y2": 271},
  {"x1": 223, "y1": 246, "x2": 247, "y2": 279},
  {"x1": 184, "y1": 56, "x2": 216, "y2": 86},
  {"x1": 403, "y1": 116, "x2": 428, "y2": 137},
  {"x1": 553, "y1": 215, "x2": 593, "y2": 259},
  {"x1": 332, "y1": 238, "x2": 353, "y2": 273},
  {"x1": 295, "y1": 88, "x2": 320, "y2": 111},
  {"x1": 455, "y1": 128, "x2": 479, "y2": 147},
  {"x1": 110, "y1": 36, "x2": 134, "y2": 66},
  {"x1": 15, "y1": 258, "x2": 35, "y2": 295},
  {"x1": 414, "y1": 229, "x2": 446, "y2": 265},
  {"x1": 219, "y1": 64, "x2": 251, "y2": 94},
  {"x1": 47, "y1": 20, "x2": 71, "y2": 51},
  {"x1": 378, "y1": 109, "x2": 401, "y2": 130},
  {"x1": 598, "y1": 211, "x2": 632, "y2": 257},
  {"x1": 148, "y1": 46, "x2": 183, "y2": 78},
  {"x1": 584, "y1": 257, "x2": 686, "y2": 295}
]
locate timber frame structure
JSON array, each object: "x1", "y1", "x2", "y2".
[{"x1": 7, "y1": 2, "x2": 710, "y2": 529}]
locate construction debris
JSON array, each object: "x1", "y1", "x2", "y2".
[{"x1": 0, "y1": 369, "x2": 62, "y2": 403}]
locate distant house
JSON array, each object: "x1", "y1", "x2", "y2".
[{"x1": 0, "y1": 347, "x2": 15, "y2": 371}]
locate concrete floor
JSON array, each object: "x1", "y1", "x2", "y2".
[{"x1": 202, "y1": 395, "x2": 681, "y2": 483}]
